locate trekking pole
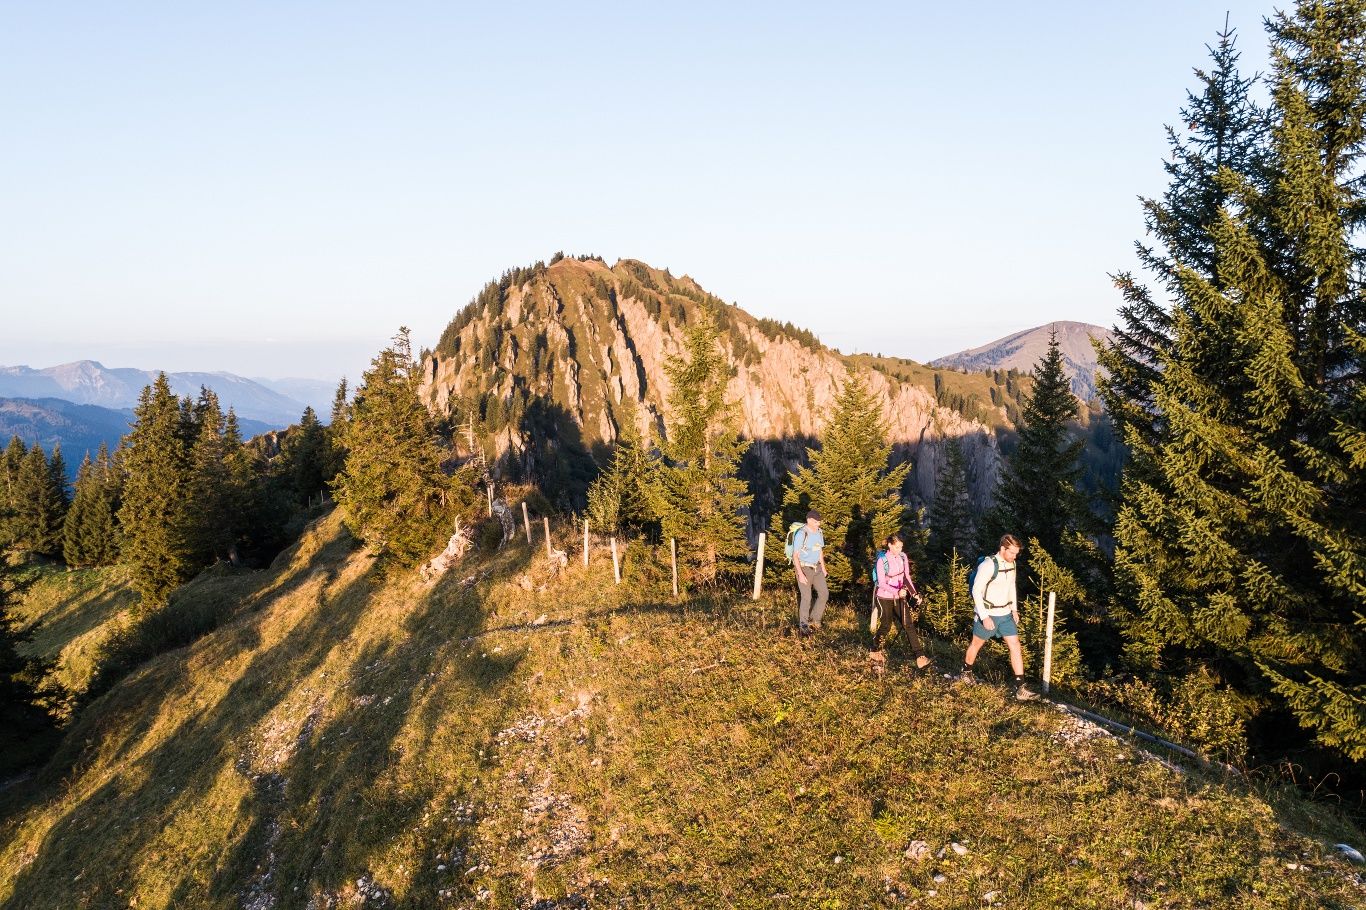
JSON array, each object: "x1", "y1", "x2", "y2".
[
  {"x1": 670, "y1": 538, "x2": 679, "y2": 597},
  {"x1": 1043, "y1": 591, "x2": 1056, "y2": 694},
  {"x1": 544, "y1": 517, "x2": 552, "y2": 558},
  {"x1": 752, "y1": 532, "x2": 766, "y2": 600},
  {"x1": 610, "y1": 536, "x2": 621, "y2": 584},
  {"x1": 522, "y1": 501, "x2": 532, "y2": 544},
  {"x1": 583, "y1": 518, "x2": 589, "y2": 567}
]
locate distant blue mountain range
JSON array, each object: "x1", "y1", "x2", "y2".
[
  {"x1": 0, "y1": 397, "x2": 275, "y2": 478},
  {"x1": 0, "y1": 360, "x2": 334, "y2": 427}
]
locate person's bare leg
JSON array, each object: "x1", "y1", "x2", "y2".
[
  {"x1": 1005, "y1": 635, "x2": 1025, "y2": 676},
  {"x1": 964, "y1": 634, "x2": 987, "y2": 668}
]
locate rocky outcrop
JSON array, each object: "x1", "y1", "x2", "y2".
[{"x1": 420, "y1": 257, "x2": 1006, "y2": 512}]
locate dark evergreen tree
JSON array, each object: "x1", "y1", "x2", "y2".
[
  {"x1": 927, "y1": 438, "x2": 974, "y2": 567},
  {"x1": 1099, "y1": 21, "x2": 1270, "y2": 465},
  {"x1": 1112, "y1": 1, "x2": 1366, "y2": 760},
  {"x1": 335, "y1": 329, "x2": 479, "y2": 567},
  {"x1": 118, "y1": 374, "x2": 194, "y2": 607},
  {"x1": 63, "y1": 453, "x2": 99, "y2": 567},
  {"x1": 185, "y1": 388, "x2": 233, "y2": 564},
  {"x1": 0, "y1": 436, "x2": 27, "y2": 552},
  {"x1": 325, "y1": 377, "x2": 351, "y2": 484},
  {"x1": 0, "y1": 563, "x2": 56, "y2": 773},
  {"x1": 586, "y1": 401, "x2": 659, "y2": 534},
  {"x1": 281, "y1": 406, "x2": 329, "y2": 506},
  {"x1": 15, "y1": 445, "x2": 63, "y2": 558},
  {"x1": 770, "y1": 375, "x2": 909, "y2": 592},
  {"x1": 653, "y1": 314, "x2": 752, "y2": 583},
  {"x1": 991, "y1": 330, "x2": 1091, "y2": 562}
]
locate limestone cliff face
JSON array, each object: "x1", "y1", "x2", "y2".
[{"x1": 421, "y1": 257, "x2": 1004, "y2": 512}]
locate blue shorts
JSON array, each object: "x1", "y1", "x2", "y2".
[{"x1": 973, "y1": 613, "x2": 1018, "y2": 640}]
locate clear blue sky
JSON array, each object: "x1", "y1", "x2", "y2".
[{"x1": 1, "y1": 1, "x2": 1275, "y2": 383}]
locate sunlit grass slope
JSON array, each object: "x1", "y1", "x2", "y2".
[{"x1": 2, "y1": 513, "x2": 1363, "y2": 909}]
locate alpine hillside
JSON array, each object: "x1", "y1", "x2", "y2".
[
  {"x1": 930, "y1": 321, "x2": 1114, "y2": 402},
  {"x1": 422, "y1": 256, "x2": 1036, "y2": 515}
]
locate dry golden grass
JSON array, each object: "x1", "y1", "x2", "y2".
[{"x1": 2, "y1": 514, "x2": 1362, "y2": 909}]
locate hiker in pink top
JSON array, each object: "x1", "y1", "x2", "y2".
[{"x1": 869, "y1": 533, "x2": 932, "y2": 671}]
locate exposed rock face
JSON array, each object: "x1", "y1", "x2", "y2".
[{"x1": 420, "y1": 257, "x2": 1005, "y2": 513}]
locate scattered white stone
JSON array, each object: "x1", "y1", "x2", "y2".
[
  {"x1": 436, "y1": 865, "x2": 446, "y2": 872},
  {"x1": 983, "y1": 891, "x2": 1001, "y2": 904},
  {"x1": 927, "y1": 889, "x2": 938, "y2": 897},
  {"x1": 532, "y1": 613, "x2": 548, "y2": 625},
  {"x1": 950, "y1": 842, "x2": 969, "y2": 856},
  {"x1": 1286, "y1": 862, "x2": 1302, "y2": 871},
  {"x1": 904, "y1": 840, "x2": 930, "y2": 861},
  {"x1": 933, "y1": 874, "x2": 947, "y2": 884},
  {"x1": 833, "y1": 855, "x2": 843, "y2": 864}
]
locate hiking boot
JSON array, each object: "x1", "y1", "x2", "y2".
[
  {"x1": 809, "y1": 622, "x2": 823, "y2": 631},
  {"x1": 1015, "y1": 683, "x2": 1040, "y2": 701},
  {"x1": 955, "y1": 668, "x2": 976, "y2": 685},
  {"x1": 798, "y1": 623, "x2": 812, "y2": 638}
]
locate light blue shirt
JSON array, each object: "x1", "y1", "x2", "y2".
[{"x1": 794, "y1": 526, "x2": 824, "y2": 566}]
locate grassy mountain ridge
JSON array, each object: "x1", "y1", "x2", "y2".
[{"x1": 3, "y1": 511, "x2": 1364, "y2": 909}]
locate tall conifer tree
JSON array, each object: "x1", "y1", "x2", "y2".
[
  {"x1": 653, "y1": 314, "x2": 752, "y2": 583},
  {"x1": 927, "y1": 438, "x2": 974, "y2": 568},
  {"x1": 586, "y1": 401, "x2": 659, "y2": 534},
  {"x1": 119, "y1": 374, "x2": 194, "y2": 607},
  {"x1": 991, "y1": 331, "x2": 1091, "y2": 561},
  {"x1": 771, "y1": 375, "x2": 909, "y2": 592},
  {"x1": 335, "y1": 329, "x2": 476, "y2": 567},
  {"x1": 1112, "y1": 1, "x2": 1366, "y2": 759}
]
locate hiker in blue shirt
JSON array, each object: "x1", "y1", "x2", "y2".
[{"x1": 791, "y1": 510, "x2": 828, "y2": 637}]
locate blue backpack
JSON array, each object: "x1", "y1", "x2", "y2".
[
  {"x1": 871, "y1": 549, "x2": 889, "y2": 585},
  {"x1": 966, "y1": 555, "x2": 1001, "y2": 596}
]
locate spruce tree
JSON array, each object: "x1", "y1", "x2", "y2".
[
  {"x1": 281, "y1": 406, "x2": 329, "y2": 506},
  {"x1": 63, "y1": 454, "x2": 98, "y2": 567},
  {"x1": 0, "y1": 563, "x2": 55, "y2": 772},
  {"x1": 1099, "y1": 21, "x2": 1270, "y2": 463},
  {"x1": 325, "y1": 377, "x2": 351, "y2": 484},
  {"x1": 0, "y1": 437, "x2": 25, "y2": 551},
  {"x1": 991, "y1": 330, "x2": 1091, "y2": 561},
  {"x1": 653, "y1": 314, "x2": 752, "y2": 583},
  {"x1": 927, "y1": 438, "x2": 974, "y2": 568},
  {"x1": 335, "y1": 329, "x2": 477, "y2": 567},
  {"x1": 770, "y1": 374, "x2": 909, "y2": 592},
  {"x1": 1112, "y1": 1, "x2": 1366, "y2": 759},
  {"x1": 586, "y1": 401, "x2": 659, "y2": 535},
  {"x1": 90, "y1": 442, "x2": 122, "y2": 566},
  {"x1": 15, "y1": 445, "x2": 63, "y2": 558},
  {"x1": 119, "y1": 374, "x2": 194, "y2": 608},
  {"x1": 185, "y1": 388, "x2": 233, "y2": 564}
]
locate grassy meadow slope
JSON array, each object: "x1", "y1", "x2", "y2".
[{"x1": 2, "y1": 513, "x2": 1363, "y2": 909}]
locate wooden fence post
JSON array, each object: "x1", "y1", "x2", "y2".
[
  {"x1": 543, "y1": 517, "x2": 552, "y2": 558},
  {"x1": 670, "y1": 538, "x2": 678, "y2": 597},
  {"x1": 752, "y1": 532, "x2": 766, "y2": 600},
  {"x1": 485, "y1": 483, "x2": 493, "y2": 517},
  {"x1": 610, "y1": 537, "x2": 621, "y2": 584},
  {"x1": 583, "y1": 518, "x2": 589, "y2": 567},
  {"x1": 1043, "y1": 591, "x2": 1057, "y2": 694},
  {"x1": 522, "y1": 501, "x2": 532, "y2": 544}
]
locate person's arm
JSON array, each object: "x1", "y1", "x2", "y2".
[
  {"x1": 972, "y1": 558, "x2": 995, "y2": 629},
  {"x1": 817, "y1": 536, "x2": 827, "y2": 573},
  {"x1": 1010, "y1": 561, "x2": 1020, "y2": 624},
  {"x1": 792, "y1": 531, "x2": 807, "y2": 584}
]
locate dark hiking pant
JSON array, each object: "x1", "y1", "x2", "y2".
[
  {"x1": 797, "y1": 566, "x2": 828, "y2": 626},
  {"x1": 871, "y1": 595, "x2": 925, "y2": 657}
]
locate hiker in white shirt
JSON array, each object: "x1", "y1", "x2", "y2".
[{"x1": 958, "y1": 534, "x2": 1038, "y2": 701}]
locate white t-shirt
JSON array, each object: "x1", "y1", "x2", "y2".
[{"x1": 971, "y1": 555, "x2": 1017, "y2": 619}]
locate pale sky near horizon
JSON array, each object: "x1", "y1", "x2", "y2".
[{"x1": 2, "y1": 1, "x2": 1275, "y2": 383}]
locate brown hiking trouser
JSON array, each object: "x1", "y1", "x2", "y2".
[{"x1": 871, "y1": 595, "x2": 925, "y2": 657}]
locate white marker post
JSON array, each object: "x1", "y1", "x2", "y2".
[
  {"x1": 522, "y1": 501, "x2": 532, "y2": 544},
  {"x1": 1043, "y1": 591, "x2": 1057, "y2": 695},
  {"x1": 670, "y1": 538, "x2": 678, "y2": 598},
  {"x1": 610, "y1": 536, "x2": 621, "y2": 585},
  {"x1": 543, "y1": 517, "x2": 552, "y2": 558},
  {"x1": 486, "y1": 483, "x2": 493, "y2": 517},
  {"x1": 583, "y1": 518, "x2": 589, "y2": 567},
  {"x1": 752, "y1": 532, "x2": 766, "y2": 600}
]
